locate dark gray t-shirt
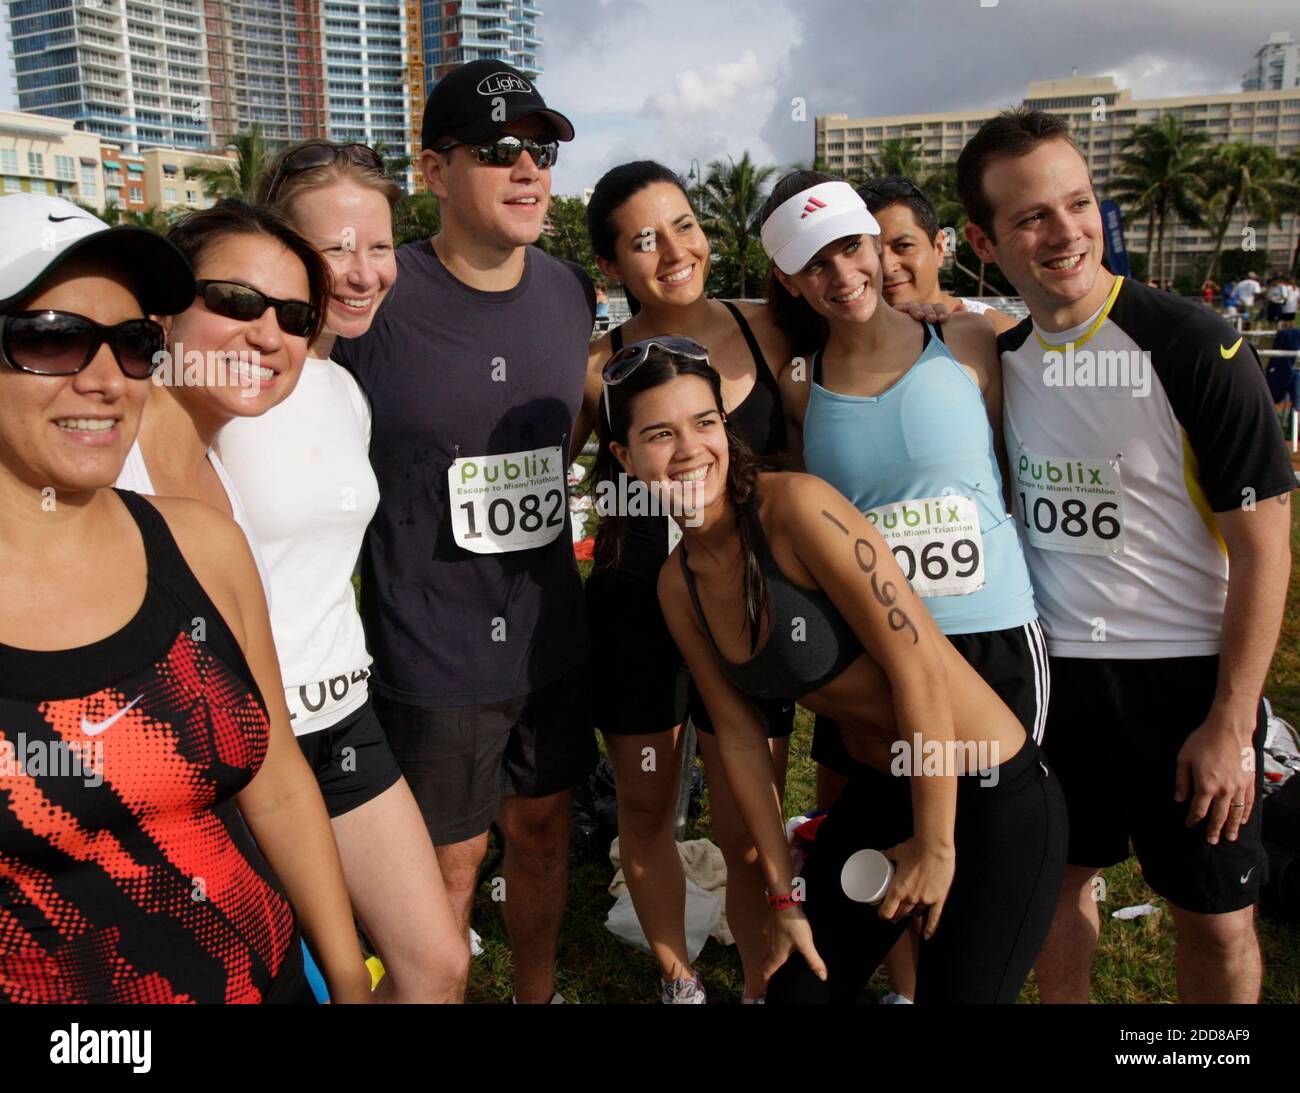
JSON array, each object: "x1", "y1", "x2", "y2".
[{"x1": 334, "y1": 241, "x2": 594, "y2": 706}]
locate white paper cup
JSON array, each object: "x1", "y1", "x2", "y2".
[{"x1": 840, "y1": 848, "x2": 894, "y2": 905}]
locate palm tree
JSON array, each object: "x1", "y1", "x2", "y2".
[
  {"x1": 370, "y1": 139, "x2": 412, "y2": 188},
  {"x1": 123, "y1": 206, "x2": 173, "y2": 233},
  {"x1": 866, "y1": 137, "x2": 924, "y2": 182},
  {"x1": 1108, "y1": 115, "x2": 1208, "y2": 286},
  {"x1": 184, "y1": 124, "x2": 270, "y2": 202},
  {"x1": 696, "y1": 152, "x2": 777, "y2": 298},
  {"x1": 1199, "y1": 142, "x2": 1279, "y2": 282},
  {"x1": 1276, "y1": 150, "x2": 1300, "y2": 277}
]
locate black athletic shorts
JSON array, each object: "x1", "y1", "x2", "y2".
[
  {"x1": 812, "y1": 620, "x2": 1049, "y2": 779},
  {"x1": 767, "y1": 739, "x2": 1068, "y2": 1004},
  {"x1": 295, "y1": 698, "x2": 403, "y2": 819},
  {"x1": 1043, "y1": 655, "x2": 1268, "y2": 915},
  {"x1": 373, "y1": 660, "x2": 597, "y2": 845},
  {"x1": 585, "y1": 564, "x2": 794, "y2": 738}
]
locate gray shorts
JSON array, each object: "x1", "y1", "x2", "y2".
[{"x1": 372, "y1": 661, "x2": 597, "y2": 845}]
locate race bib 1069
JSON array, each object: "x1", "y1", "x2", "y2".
[
  {"x1": 448, "y1": 445, "x2": 566, "y2": 554},
  {"x1": 1014, "y1": 450, "x2": 1125, "y2": 556},
  {"x1": 865, "y1": 494, "x2": 986, "y2": 597}
]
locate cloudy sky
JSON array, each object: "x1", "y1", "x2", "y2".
[
  {"x1": 1, "y1": 1, "x2": 1295, "y2": 196},
  {"x1": 537, "y1": 0, "x2": 1299, "y2": 194}
]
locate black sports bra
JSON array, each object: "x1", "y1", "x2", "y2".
[{"x1": 678, "y1": 508, "x2": 862, "y2": 701}]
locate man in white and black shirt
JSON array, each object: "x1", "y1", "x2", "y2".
[{"x1": 959, "y1": 108, "x2": 1294, "y2": 1003}]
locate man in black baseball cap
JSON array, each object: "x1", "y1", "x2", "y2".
[
  {"x1": 420, "y1": 59, "x2": 574, "y2": 151},
  {"x1": 334, "y1": 60, "x2": 597, "y2": 1004}
]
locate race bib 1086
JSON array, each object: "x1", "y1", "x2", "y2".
[
  {"x1": 865, "y1": 494, "x2": 986, "y2": 597},
  {"x1": 448, "y1": 445, "x2": 566, "y2": 554},
  {"x1": 1014, "y1": 450, "x2": 1125, "y2": 556}
]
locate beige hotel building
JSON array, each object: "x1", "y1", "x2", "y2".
[{"x1": 816, "y1": 74, "x2": 1300, "y2": 273}]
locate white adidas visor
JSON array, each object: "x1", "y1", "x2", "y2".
[{"x1": 761, "y1": 181, "x2": 880, "y2": 276}]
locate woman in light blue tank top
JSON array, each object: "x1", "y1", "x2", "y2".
[{"x1": 760, "y1": 170, "x2": 1049, "y2": 1004}]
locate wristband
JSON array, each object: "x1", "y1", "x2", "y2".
[{"x1": 767, "y1": 890, "x2": 799, "y2": 910}]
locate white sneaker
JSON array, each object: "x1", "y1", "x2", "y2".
[
  {"x1": 879, "y1": 991, "x2": 913, "y2": 1005},
  {"x1": 469, "y1": 928, "x2": 484, "y2": 958},
  {"x1": 661, "y1": 975, "x2": 706, "y2": 1004}
]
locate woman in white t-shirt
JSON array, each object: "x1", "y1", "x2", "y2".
[{"x1": 217, "y1": 144, "x2": 469, "y2": 1003}]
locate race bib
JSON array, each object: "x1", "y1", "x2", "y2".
[
  {"x1": 1014, "y1": 450, "x2": 1125, "y2": 556},
  {"x1": 865, "y1": 495, "x2": 986, "y2": 597},
  {"x1": 448, "y1": 446, "x2": 567, "y2": 554},
  {"x1": 286, "y1": 668, "x2": 369, "y2": 726}
]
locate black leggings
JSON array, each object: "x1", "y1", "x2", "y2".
[{"x1": 767, "y1": 739, "x2": 1068, "y2": 1004}]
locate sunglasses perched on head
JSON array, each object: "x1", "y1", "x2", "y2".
[
  {"x1": 435, "y1": 135, "x2": 559, "y2": 170},
  {"x1": 194, "y1": 280, "x2": 319, "y2": 339},
  {"x1": 601, "y1": 335, "x2": 710, "y2": 424},
  {"x1": 857, "y1": 178, "x2": 931, "y2": 207},
  {"x1": 0, "y1": 310, "x2": 165, "y2": 380},
  {"x1": 265, "y1": 141, "x2": 385, "y2": 202}
]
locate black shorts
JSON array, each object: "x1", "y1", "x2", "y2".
[
  {"x1": 586, "y1": 565, "x2": 794, "y2": 738},
  {"x1": 1266, "y1": 301, "x2": 1284, "y2": 322},
  {"x1": 373, "y1": 661, "x2": 597, "y2": 845},
  {"x1": 812, "y1": 620, "x2": 1048, "y2": 779},
  {"x1": 767, "y1": 739, "x2": 1067, "y2": 1004},
  {"x1": 1042, "y1": 655, "x2": 1268, "y2": 915},
  {"x1": 295, "y1": 698, "x2": 403, "y2": 819}
]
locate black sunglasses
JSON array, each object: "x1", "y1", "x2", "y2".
[
  {"x1": 0, "y1": 311, "x2": 165, "y2": 380},
  {"x1": 265, "y1": 141, "x2": 386, "y2": 202},
  {"x1": 435, "y1": 135, "x2": 559, "y2": 170},
  {"x1": 194, "y1": 280, "x2": 319, "y2": 339},
  {"x1": 601, "y1": 335, "x2": 710, "y2": 423}
]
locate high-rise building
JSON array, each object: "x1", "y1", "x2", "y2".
[
  {"x1": 324, "y1": 0, "x2": 409, "y2": 154},
  {"x1": 6, "y1": 0, "x2": 212, "y2": 153},
  {"x1": 204, "y1": 1, "x2": 329, "y2": 146},
  {"x1": 816, "y1": 75, "x2": 1300, "y2": 271},
  {"x1": 420, "y1": 0, "x2": 542, "y2": 85},
  {"x1": 1242, "y1": 30, "x2": 1300, "y2": 92}
]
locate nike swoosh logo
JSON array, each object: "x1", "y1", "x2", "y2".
[
  {"x1": 1220, "y1": 337, "x2": 1243, "y2": 359},
  {"x1": 81, "y1": 694, "x2": 142, "y2": 736},
  {"x1": 47, "y1": 214, "x2": 87, "y2": 223},
  {"x1": 1240, "y1": 867, "x2": 1255, "y2": 884}
]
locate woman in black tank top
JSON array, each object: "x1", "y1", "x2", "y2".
[
  {"x1": 578, "y1": 162, "x2": 796, "y2": 1003},
  {"x1": 0, "y1": 211, "x2": 370, "y2": 1004},
  {"x1": 596, "y1": 346, "x2": 1067, "y2": 1006}
]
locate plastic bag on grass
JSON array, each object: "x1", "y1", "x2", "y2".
[{"x1": 604, "y1": 879, "x2": 721, "y2": 963}]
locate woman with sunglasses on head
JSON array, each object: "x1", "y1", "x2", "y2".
[
  {"x1": 594, "y1": 337, "x2": 1066, "y2": 1004},
  {"x1": 217, "y1": 141, "x2": 469, "y2": 1003},
  {"x1": 858, "y1": 176, "x2": 1020, "y2": 335},
  {"x1": 577, "y1": 161, "x2": 795, "y2": 1004},
  {"x1": 0, "y1": 194, "x2": 369, "y2": 1004},
  {"x1": 762, "y1": 175, "x2": 1046, "y2": 1003}
]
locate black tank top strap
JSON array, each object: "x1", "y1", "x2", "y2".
[
  {"x1": 721, "y1": 301, "x2": 777, "y2": 393},
  {"x1": 677, "y1": 538, "x2": 727, "y2": 665},
  {"x1": 114, "y1": 489, "x2": 260, "y2": 702},
  {"x1": 610, "y1": 324, "x2": 624, "y2": 352}
]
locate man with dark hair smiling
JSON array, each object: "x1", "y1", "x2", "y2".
[
  {"x1": 958, "y1": 107, "x2": 1294, "y2": 1003},
  {"x1": 333, "y1": 60, "x2": 597, "y2": 1004}
]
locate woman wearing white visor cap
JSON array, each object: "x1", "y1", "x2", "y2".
[{"x1": 758, "y1": 174, "x2": 1052, "y2": 1002}]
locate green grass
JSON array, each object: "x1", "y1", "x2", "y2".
[{"x1": 459, "y1": 502, "x2": 1300, "y2": 1004}]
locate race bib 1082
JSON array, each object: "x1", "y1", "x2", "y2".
[
  {"x1": 865, "y1": 494, "x2": 986, "y2": 597},
  {"x1": 448, "y1": 445, "x2": 566, "y2": 554},
  {"x1": 1014, "y1": 450, "x2": 1125, "y2": 556}
]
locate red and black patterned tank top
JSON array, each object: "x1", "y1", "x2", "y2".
[{"x1": 0, "y1": 489, "x2": 296, "y2": 1003}]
